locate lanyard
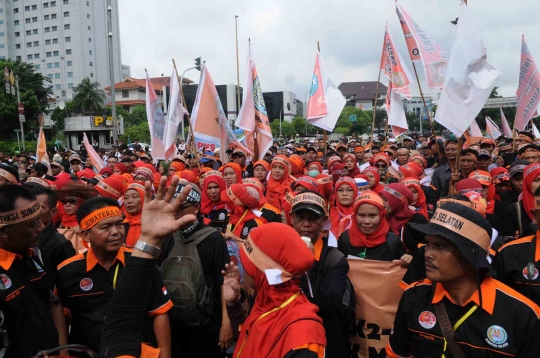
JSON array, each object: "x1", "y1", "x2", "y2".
[
  {"x1": 232, "y1": 209, "x2": 249, "y2": 234},
  {"x1": 112, "y1": 263, "x2": 120, "y2": 290},
  {"x1": 441, "y1": 305, "x2": 478, "y2": 358}
]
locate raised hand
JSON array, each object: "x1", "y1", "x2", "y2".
[
  {"x1": 221, "y1": 262, "x2": 241, "y2": 305},
  {"x1": 139, "y1": 175, "x2": 197, "y2": 247}
]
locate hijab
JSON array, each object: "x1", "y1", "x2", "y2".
[
  {"x1": 289, "y1": 154, "x2": 306, "y2": 179},
  {"x1": 343, "y1": 153, "x2": 360, "y2": 177},
  {"x1": 221, "y1": 184, "x2": 261, "y2": 237},
  {"x1": 266, "y1": 156, "x2": 294, "y2": 210},
  {"x1": 329, "y1": 177, "x2": 358, "y2": 239},
  {"x1": 380, "y1": 183, "x2": 415, "y2": 235},
  {"x1": 348, "y1": 191, "x2": 389, "y2": 248},
  {"x1": 201, "y1": 172, "x2": 226, "y2": 216},
  {"x1": 523, "y1": 163, "x2": 540, "y2": 221},
  {"x1": 123, "y1": 183, "x2": 145, "y2": 247},
  {"x1": 363, "y1": 166, "x2": 385, "y2": 194},
  {"x1": 402, "y1": 177, "x2": 428, "y2": 219},
  {"x1": 468, "y1": 170, "x2": 495, "y2": 214},
  {"x1": 235, "y1": 224, "x2": 325, "y2": 358},
  {"x1": 220, "y1": 162, "x2": 243, "y2": 186}
]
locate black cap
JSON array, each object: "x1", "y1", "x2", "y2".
[
  {"x1": 409, "y1": 203, "x2": 493, "y2": 272},
  {"x1": 509, "y1": 160, "x2": 529, "y2": 178},
  {"x1": 290, "y1": 191, "x2": 327, "y2": 217},
  {"x1": 173, "y1": 180, "x2": 201, "y2": 203}
]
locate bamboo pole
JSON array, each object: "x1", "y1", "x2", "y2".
[
  {"x1": 172, "y1": 59, "x2": 201, "y2": 171},
  {"x1": 412, "y1": 62, "x2": 436, "y2": 139}
]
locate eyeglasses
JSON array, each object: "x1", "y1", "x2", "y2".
[{"x1": 61, "y1": 198, "x2": 78, "y2": 205}]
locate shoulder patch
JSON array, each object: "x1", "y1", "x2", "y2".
[{"x1": 57, "y1": 254, "x2": 85, "y2": 270}]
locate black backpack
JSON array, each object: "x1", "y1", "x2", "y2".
[
  {"x1": 315, "y1": 247, "x2": 357, "y2": 334},
  {"x1": 160, "y1": 227, "x2": 216, "y2": 326}
]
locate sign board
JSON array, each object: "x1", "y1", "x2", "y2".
[
  {"x1": 19, "y1": 115, "x2": 25, "y2": 123},
  {"x1": 17, "y1": 103, "x2": 24, "y2": 115},
  {"x1": 349, "y1": 114, "x2": 357, "y2": 122},
  {"x1": 355, "y1": 101, "x2": 373, "y2": 111},
  {"x1": 5, "y1": 83, "x2": 10, "y2": 94}
]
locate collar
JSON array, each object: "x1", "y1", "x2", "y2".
[
  {"x1": 86, "y1": 246, "x2": 128, "y2": 272},
  {"x1": 313, "y1": 236, "x2": 324, "y2": 261},
  {"x1": 0, "y1": 247, "x2": 34, "y2": 271},
  {"x1": 431, "y1": 277, "x2": 496, "y2": 315}
]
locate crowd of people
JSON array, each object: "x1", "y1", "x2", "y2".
[{"x1": 1, "y1": 130, "x2": 540, "y2": 357}]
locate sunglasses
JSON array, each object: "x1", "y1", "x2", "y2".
[{"x1": 61, "y1": 198, "x2": 78, "y2": 205}]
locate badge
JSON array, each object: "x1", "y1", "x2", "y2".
[
  {"x1": 486, "y1": 325, "x2": 508, "y2": 348},
  {"x1": 0, "y1": 274, "x2": 12, "y2": 289},
  {"x1": 242, "y1": 227, "x2": 249, "y2": 237},
  {"x1": 418, "y1": 311, "x2": 436, "y2": 329},
  {"x1": 80, "y1": 278, "x2": 93, "y2": 291},
  {"x1": 522, "y1": 266, "x2": 539, "y2": 280},
  {"x1": 218, "y1": 213, "x2": 226, "y2": 221}
]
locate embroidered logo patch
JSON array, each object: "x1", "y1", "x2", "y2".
[
  {"x1": 486, "y1": 325, "x2": 508, "y2": 348},
  {"x1": 418, "y1": 311, "x2": 436, "y2": 329},
  {"x1": 218, "y1": 213, "x2": 226, "y2": 221},
  {"x1": 242, "y1": 227, "x2": 249, "y2": 236},
  {"x1": 80, "y1": 278, "x2": 93, "y2": 291},
  {"x1": 0, "y1": 274, "x2": 12, "y2": 289}
]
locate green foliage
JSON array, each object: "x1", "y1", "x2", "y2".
[
  {"x1": 72, "y1": 78, "x2": 106, "y2": 112},
  {"x1": 0, "y1": 140, "x2": 56, "y2": 154},
  {"x1": 337, "y1": 106, "x2": 376, "y2": 135},
  {"x1": 120, "y1": 121, "x2": 150, "y2": 143},
  {"x1": 333, "y1": 127, "x2": 350, "y2": 134},
  {"x1": 0, "y1": 59, "x2": 53, "y2": 140},
  {"x1": 125, "y1": 105, "x2": 147, "y2": 126},
  {"x1": 292, "y1": 117, "x2": 318, "y2": 136},
  {"x1": 270, "y1": 119, "x2": 296, "y2": 139}
]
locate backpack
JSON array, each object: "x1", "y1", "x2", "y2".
[
  {"x1": 315, "y1": 247, "x2": 357, "y2": 335},
  {"x1": 160, "y1": 226, "x2": 216, "y2": 326}
]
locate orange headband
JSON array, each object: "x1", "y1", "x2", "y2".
[
  {"x1": 26, "y1": 177, "x2": 50, "y2": 188},
  {"x1": 316, "y1": 176, "x2": 333, "y2": 185},
  {"x1": 126, "y1": 183, "x2": 145, "y2": 192},
  {"x1": 291, "y1": 192, "x2": 327, "y2": 214},
  {"x1": 272, "y1": 157, "x2": 291, "y2": 171},
  {"x1": 430, "y1": 208, "x2": 491, "y2": 251},
  {"x1": 355, "y1": 191, "x2": 384, "y2": 208},
  {"x1": 402, "y1": 178, "x2": 421, "y2": 187},
  {"x1": 0, "y1": 169, "x2": 17, "y2": 184},
  {"x1": 96, "y1": 181, "x2": 121, "y2": 197},
  {"x1": 80, "y1": 206, "x2": 122, "y2": 230},
  {"x1": 243, "y1": 235, "x2": 293, "y2": 285},
  {"x1": 243, "y1": 178, "x2": 264, "y2": 191},
  {"x1": 0, "y1": 201, "x2": 42, "y2": 228},
  {"x1": 518, "y1": 134, "x2": 533, "y2": 143}
]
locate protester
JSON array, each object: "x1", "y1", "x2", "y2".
[
  {"x1": 329, "y1": 177, "x2": 358, "y2": 241},
  {"x1": 362, "y1": 166, "x2": 385, "y2": 194},
  {"x1": 221, "y1": 162, "x2": 243, "y2": 188},
  {"x1": 252, "y1": 160, "x2": 270, "y2": 188},
  {"x1": 123, "y1": 183, "x2": 145, "y2": 247},
  {"x1": 201, "y1": 171, "x2": 229, "y2": 232},
  {"x1": 221, "y1": 183, "x2": 264, "y2": 239},
  {"x1": 265, "y1": 155, "x2": 294, "y2": 213}
]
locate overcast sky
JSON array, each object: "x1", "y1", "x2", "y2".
[{"x1": 117, "y1": 0, "x2": 540, "y2": 102}]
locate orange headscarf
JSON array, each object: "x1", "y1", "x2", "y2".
[
  {"x1": 123, "y1": 183, "x2": 145, "y2": 247},
  {"x1": 402, "y1": 177, "x2": 428, "y2": 219},
  {"x1": 220, "y1": 162, "x2": 243, "y2": 187},
  {"x1": 329, "y1": 177, "x2": 358, "y2": 239},
  {"x1": 265, "y1": 156, "x2": 294, "y2": 211},
  {"x1": 348, "y1": 191, "x2": 389, "y2": 248}
]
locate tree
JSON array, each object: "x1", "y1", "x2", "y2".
[
  {"x1": 270, "y1": 119, "x2": 296, "y2": 139},
  {"x1": 120, "y1": 121, "x2": 150, "y2": 143},
  {"x1": 72, "y1": 78, "x2": 106, "y2": 113},
  {"x1": 292, "y1": 116, "x2": 318, "y2": 136},
  {"x1": 124, "y1": 105, "x2": 147, "y2": 126},
  {"x1": 0, "y1": 60, "x2": 53, "y2": 140}
]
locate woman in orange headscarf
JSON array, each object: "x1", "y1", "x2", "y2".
[
  {"x1": 288, "y1": 154, "x2": 306, "y2": 179},
  {"x1": 469, "y1": 170, "x2": 495, "y2": 214},
  {"x1": 329, "y1": 177, "x2": 358, "y2": 241},
  {"x1": 221, "y1": 184, "x2": 264, "y2": 240},
  {"x1": 220, "y1": 162, "x2": 243, "y2": 188},
  {"x1": 123, "y1": 183, "x2": 145, "y2": 247},
  {"x1": 362, "y1": 166, "x2": 385, "y2": 194},
  {"x1": 265, "y1": 155, "x2": 294, "y2": 212},
  {"x1": 343, "y1": 153, "x2": 360, "y2": 178},
  {"x1": 402, "y1": 177, "x2": 428, "y2": 219},
  {"x1": 252, "y1": 160, "x2": 270, "y2": 189},
  {"x1": 201, "y1": 171, "x2": 229, "y2": 232}
]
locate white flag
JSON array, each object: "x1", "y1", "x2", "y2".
[
  {"x1": 164, "y1": 70, "x2": 189, "y2": 160},
  {"x1": 485, "y1": 116, "x2": 502, "y2": 139},
  {"x1": 434, "y1": 3, "x2": 500, "y2": 137}
]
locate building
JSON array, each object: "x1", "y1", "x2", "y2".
[
  {"x1": 403, "y1": 96, "x2": 434, "y2": 119},
  {"x1": 63, "y1": 114, "x2": 124, "y2": 150},
  {"x1": 338, "y1": 81, "x2": 387, "y2": 110},
  {"x1": 0, "y1": 0, "x2": 123, "y2": 100},
  {"x1": 262, "y1": 91, "x2": 299, "y2": 123},
  {"x1": 180, "y1": 83, "x2": 242, "y2": 124},
  {"x1": 105, "y1": 76, "x2": 193, "y2": 113},
  {"x1": 121, "y1": 63, "x2": 130, "y2": 79}
]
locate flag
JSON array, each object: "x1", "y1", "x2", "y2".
[
  {"x1": 145, "y1": 73, "x2": 167, "y2": 162},
  {"x1": 463, "y1": 120, "x2": 483, "y2": 149},
  {"x1": 82, "y1": 133, "x2": 104, "y2": 171},
  {"x1": 36, "y1": 125, "x2": 52, "y2": 175},
  {"x1": 380, "y1": 24, "x2": 414, "y2": 136},
  {"x1": 191, "y1": 64, "x2": 252, "y2": 163},
  {"x1": 515, "y1": 35, "x2": 540, "y2": 132},
  {"x1": 434, "y1": 3, "x2": 500, "y2": 138},
  {"x1": 163, "y1": 70, "x2": 189, "y2": 161},
  {"x1": 395, "y1": 0, "x2": 449, "y2": 89},
  {"x1": 533, "y1": 121, "x2": 540, "y2": 139},
  {"x1": 307, "y1": 52, "x2": 346, "y2": 131},
  {"x1": 485, "y1": 116, "x2": 502, "y2": 139},
  {"x1": 500, "y1": 106, "x2": 513, "y2": 137},
  {"x1": 235, "y1": 42, "x2": 273, "y2": 160}
]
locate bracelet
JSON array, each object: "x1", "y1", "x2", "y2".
[{"x1": 134, "y1": 240, "x2": 161, "y2": 257}]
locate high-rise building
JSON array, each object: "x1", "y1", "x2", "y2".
[{"x1": 0, "y1": 0, "x2": 122, "y2": 100}]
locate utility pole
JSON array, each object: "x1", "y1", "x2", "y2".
[
  {"x1": 15, "y1": 76, "x2": 25, "y2": 151},
  {"x1": 107, "y1": 0, "x2": 118, "y2": 141}
]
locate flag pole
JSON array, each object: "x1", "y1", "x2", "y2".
[
  {"x1": 371, "y1": 28, "x2": 386, "y2": 149},
  {"x1": 412, "y1": 62, "x2": 436, "y2": 140},
  {"x1": 172, "y1": 58, "x2": 201, "y2": 172},
  {"x1": 248, "y1": 38, "x2": 260, "y2": 162},
  {"x1": 318, "y1": 41, "x2": 328, "y2": 160},
  {"x1": 235, "y1": 16, "x2": 241, "y2": 128}
]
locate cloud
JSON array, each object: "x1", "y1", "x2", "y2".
[{"x1": 118, "y1": 0, "x2": 540, "y2": 101}]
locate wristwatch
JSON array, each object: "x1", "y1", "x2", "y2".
[{"x1": 134, "y1": 240, "x2": 161, "y2": 258}]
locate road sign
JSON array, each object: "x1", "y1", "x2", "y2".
[
  {"x1": 19, "y1": 115, "x2": 25, "y2": 123},
  {"x1": 17, "y1": 103, "x2": 24, "y2": 115},
  {"x1": 349, "y1": 114, "x2": 357, "y2": 122}
]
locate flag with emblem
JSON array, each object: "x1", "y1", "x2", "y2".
[
  {"x1": 82, "y1": 133, "x2": 104, "y2": 171},
  {"x1": 515, "y1": 35, "x2": 540, "y2": 132},
  {"x1": 307, "y1": 52, "x2": 346, "y2": 131},
  {"x1": 235, "y1": 41, "x2": 273, "y2": 160},
  {"x1": 485, "y1": 116, "x2": 502, "y2": 139},
  {"x1": 395, "y1": 0, "x2": 449, "y2": 89},
  {"x1": 434, "y1": 3, "x2": 500, "y2": 137},
  {"x1": 191, "y1": 64, "x2": 252, "y2": 163}
]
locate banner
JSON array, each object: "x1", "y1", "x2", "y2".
[
  {"x1": 348, "y1": 259, "x2": 405, "y2": 358},
  {"x1": 191, "y1": 64, "x2": 252, "y2": 163},
  {"x1": 82, "y1": 133, "x2": 104, "y2": 171},
  {"x1": 307, "y1": 52, "x2": 346, "y2": 131},
  {"x1": 500, "y1": 106, "x2": 513, "y2": 137},
  {"x1": 485, "y1": 116, "x2": 502, "y2": 139},
  {"x1": 145, "y1": 73, "x2": 167, "y2": 163},
  {"x1": 515, "y1": 35, "x2": 540, "y2": 132},
  {"x1": 36, "y1": 124, "x2": 52, "y2": 175},
  {"x1": 380, "y1": 24, "x2": 413, "y2": 136},
  {"x1": 434, "y1": 3, "x2": 500, "y2": 137},
  {"x1": 164, "y1": 70, "x2": 189, "y2": 160},
  {"x1": 395, "y1": 0, "x2": 449, "y2": 89},
  {"x1": 235, "y1": 42, "x2": 273, "y2": 160}
]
